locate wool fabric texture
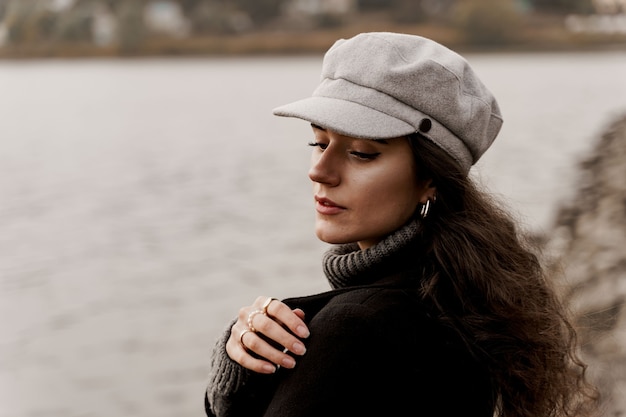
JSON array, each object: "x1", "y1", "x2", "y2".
[
  {"x1": 323, "y1": 219, "x2": 420, "y2": 289},
  {"x1": 273, "y1": 32, "x2": 503, "y2": 174},
  {"x1": 206, "y1": 321, "x2": 251, "y2": 416}
]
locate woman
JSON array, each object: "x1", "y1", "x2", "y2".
[{"x1": 205, "y1": 32, "x2": 599, "y2": 417}]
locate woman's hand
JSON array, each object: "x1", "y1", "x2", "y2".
[{"x1": 226, "y1": 296, "x2": 310, "y2": 374}]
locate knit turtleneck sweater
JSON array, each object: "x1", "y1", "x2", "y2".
[{"x1": 323, "y1": 219, "x2": 421, "y2": 289}]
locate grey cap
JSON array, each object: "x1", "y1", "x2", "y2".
[{"x1": 273, "y1": 32, "x2": 503, "y2": 174}]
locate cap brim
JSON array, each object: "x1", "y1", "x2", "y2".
[{"x1": 273, "y1": 96, "x2": 415, "y2": 140}]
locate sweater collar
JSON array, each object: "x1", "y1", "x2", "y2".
[{"x1": 322, "y1": 219, "x2": 421, "y2": 289}]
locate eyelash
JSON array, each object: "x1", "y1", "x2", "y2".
[
  {"x1": 308, "y1": 142, "x2": 381, "y2": 160},
  {"x1": 308, "y1": 141, "x2": 327, "y2": 150}
]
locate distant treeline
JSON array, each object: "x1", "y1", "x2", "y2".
[{"x1": 0, "y1": 0, "x2": 618, "y2": 57}]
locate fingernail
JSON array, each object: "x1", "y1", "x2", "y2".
[
  {"x1": 282, "y1": 357, "x2": 296, "y2": 369},
  {"x1": 297, "y1": 325, "x2": 310, "y2": 338},
  {"x1": 292, "y1": 341, "x2": 306, "y2": 355},
  {"x1": 262, "y1": 364, "x2": 276, "y2": 373}
]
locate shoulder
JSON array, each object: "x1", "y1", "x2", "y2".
[
  {"x1": 320, "y1": 286, "x2": 423, "y2": 323},
  {"x1": 275, "y1": 286, "x2": 493, "y2": 416},
  {"x1": 299, "y1": 286, "x2": 438, "y2": 348}
]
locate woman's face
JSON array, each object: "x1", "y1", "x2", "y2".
[{"x1": 308, "y1": 125, "x2": 433, "y2": 249}]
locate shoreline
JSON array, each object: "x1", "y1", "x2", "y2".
[{"x1": 2, "y1": 25, "x2": 625, "y2": 60}]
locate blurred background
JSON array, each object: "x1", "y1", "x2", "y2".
[
  {"x1": 1, "y1": 1, "x2": 625, "y2": 416},
  {"x1": 1, "y1": 0, "x2": 626, "y2": 56}
]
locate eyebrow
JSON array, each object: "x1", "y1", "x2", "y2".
[{"x1": 310, "y1": 123, "x2": 389, "y2": 144}]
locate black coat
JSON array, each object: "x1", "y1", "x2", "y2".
[{"x1": 205, "y1": 272, "x2": 494, "y2": 417}]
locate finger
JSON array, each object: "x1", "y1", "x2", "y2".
[
  {"x1": 227, "y1": 325, "x2": 297, "y2": 371},
  {"x1": 226, "y1": 331, "x2": 278, "y2": 374},
  {"x1": 247, "y1": 310, "x2": 307, "y2": 356},
  {"x1": 293, "y1": 308, "x2": 305, "y2": 320},
  {"x1": 263, "y1": 300, "x2": 310, "y2": 339}
]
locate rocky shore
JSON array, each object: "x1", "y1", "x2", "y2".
[{"x1": 543, "y1": 113, "x2": 626, "y2": 416}]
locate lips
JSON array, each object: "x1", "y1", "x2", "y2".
[{"x1": 315, "y1": 196, "x2": 346, "y2": 215}]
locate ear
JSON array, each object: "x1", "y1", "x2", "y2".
[{"x1": 417, "y1": 179, "x2": 437, "y2": 204}]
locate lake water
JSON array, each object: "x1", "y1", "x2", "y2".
[{"x1": 1, "y1": 51, "x2": 626, "y2": 417}]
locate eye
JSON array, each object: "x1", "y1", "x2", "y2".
[
  {"x1": 350, "y1": 151, "x2": 381, "y2": 160},
  {"x1": 308, "y1": 142, "x2": 328, "y2": 150}
]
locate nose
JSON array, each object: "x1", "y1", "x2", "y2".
[{"x1": 308, "y1": 148, "x2": 340, "y2": 186}]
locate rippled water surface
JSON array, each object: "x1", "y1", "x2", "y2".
[{"x1": 1, "y1": 51, "x2": 625, "y2": 417}]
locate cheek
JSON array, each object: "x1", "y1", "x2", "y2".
[{"x1": 360, "y1": 170, "x2": 420, "y2": 215}]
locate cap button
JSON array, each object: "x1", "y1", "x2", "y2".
[{"x1": 419, "y1": 118, "x2": 432, "y2": 133}]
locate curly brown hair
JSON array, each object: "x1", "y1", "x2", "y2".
[{"x1": 409, "y1": 133, "x2": 600, "y2": 417}]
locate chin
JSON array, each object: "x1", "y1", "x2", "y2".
[
  {"x1": 316, "y1": 236, "x2": 347, "y2": 245},
  {"x1": 315, "y1": 228, "x2": 370, "y2": 246},
  {"x1": 315, "y1": 230, "x2": 353, "y2": 245}
]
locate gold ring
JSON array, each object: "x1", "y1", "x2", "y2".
[
  {"x1": 239, "y1": 328, "x2": 253, "y2": 348},
  {"x1": 247, "y1": 309, "x2": 264, "y2": 333},
  {"x1": 262, "y1": 297, "x2": 278, "y2": 316}
]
